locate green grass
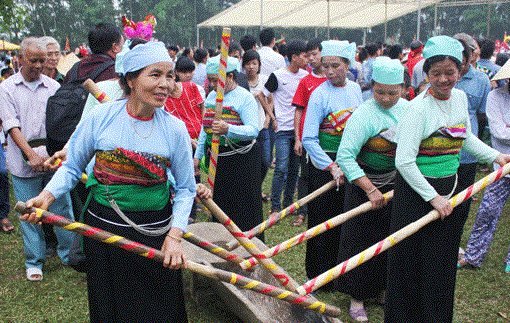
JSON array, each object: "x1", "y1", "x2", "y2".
[{"x1": 1, "y1": 170, "x2": 509, "y2": 322}]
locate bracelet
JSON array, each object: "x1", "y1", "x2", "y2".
[
  {"x1": 167, "y1": 234, "x2": 182, "y2": 242},
  {"x1": 366, "y1": 187, "x2": 377, "y2": 196}
]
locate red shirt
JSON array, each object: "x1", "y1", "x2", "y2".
[
  {"x1": 165, "y1": 82, "x2": 204, "y2": 139},
  {"x1": 292, "y1": 73, "x2": 327, "y2": 140}
]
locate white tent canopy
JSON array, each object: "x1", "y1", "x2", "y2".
[{"x1": 197, "y1": 0, "x2": 442, "y2": 29}]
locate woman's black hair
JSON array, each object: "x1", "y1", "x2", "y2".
[
  {"x1": 174, "y1": 56, "x2": 195, "y2": 82},
  {"x1": 358, "y1": 47, "x2": 368, "y2": 63},
  {"x1": 175, "y1": 56, "x2": 195, "y2": 73},
  {"x1": 241, "y1": 49, "x2": 261, "y2": 73},
  {"x1": 423, "y1": 55, "x2": 462, "y2": 75},
  {"x1": 119, "y1": 69, "x2": 144, "y2": 96},
  {"x1": 119, "y1": 39, "x2": 150, "y2": 96},
  {"x1": 129, "y1": 38, "x2": 148, "y2": 49},
  {"x1": 193, "y1": 48, "x2": 208, "y2": 64}
]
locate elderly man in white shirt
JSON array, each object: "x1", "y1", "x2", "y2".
[{"x1": 0, "y1": 37, "x2": 75, "y2": 281}]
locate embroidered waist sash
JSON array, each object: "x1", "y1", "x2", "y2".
[
  {"x1": 88, "y1": 148, "x2": 171, "y2": 211},
  {"x1": 416, "y1": 124, "x2": 467, "y2": 177},
  {"x1": 358, "y1": 128, "x2": 397, "y2": 172},
  {"x1": 203, "y1": 105, "x2": 243, "y2": 146},
  {"x1": 318, "y1": 108, "x2": 354, "y2": 152}
]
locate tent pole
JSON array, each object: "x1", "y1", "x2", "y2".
[
  {"x1": 384, "y1": 0, "x2": 388, "y2": 42},
  {"x1": 260, "y1": 0, "x2": 264, "y2": 29},
  {"x1": 196, "y1": 26, "x2": 199, "y2": 48},
  {"x1": 433, "y1": 4, "x2": 438, "y2": 36},
  {"x1": 327, "y1": 0, "x2": 331, "y2": 39},
  {"x1": 363, "y1": 28, "x2": 367, "y2": 45},
  {"x1": 417, "y1": 0, "x2": 422, "y2": 41}
]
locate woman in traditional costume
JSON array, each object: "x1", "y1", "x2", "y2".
[
  {"x1": 21, "y1": 41, "x2": 197, "y2": 323},
  {"x1": 385, "y1": 36, "x2": 510, "y2": 323},
  {"x1": 336, "y1": 57, "x2": 409, "y2": 321},
  {"x1": 193, "y1": 56, "x2": 262, "y2": 236},
  {"x1": 301, "y1": 40, "x2": 362, "y2": 290}
]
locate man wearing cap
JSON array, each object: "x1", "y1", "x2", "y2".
[
  {"x1": 194, "y1": 55, "x2": 262, "y2": 236},
  {"x1": 453, "y1": 34, "x2": 492, "y2": 231},
  {"x1": 337, "y1": 56, "x2": 409, "y2": 321},
  {"x1": 301, "y1": 40, "x2": 362, "y2": 290},
  {"x1": 458, "y1": 60, "x2": 510, "y2": 275}
]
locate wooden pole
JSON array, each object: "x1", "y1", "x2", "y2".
[
  {"x1": 226, "y1": 180, "x2": 336, "y2": 250},
  {"x1": 182, "y1": 231, "x2": 247, "y2": 265},
  {"x1": 202, "y1": 198, "x2": 302, "y2": 291},
  {"x1": 14, "y1": 202, "x2": 341, "y2": 317},
  {"x1": 207, "y1": 27, "x2": 231, "y2": 195},
  {"x1": 296, "y1": 163, "x2": 510, "y2": 295},
  {"x1": 239, "y1": 191, "x2": 394, "y2": 270}
]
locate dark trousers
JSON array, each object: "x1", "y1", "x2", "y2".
[
  {"x1": 305, "y1": 153, "x2": 344, "y2": 290},
  {"x1": 385, "y1": 172, "x2": 466, "y2": 323}
]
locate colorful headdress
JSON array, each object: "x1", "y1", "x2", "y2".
[{"x1": 122, "y1": 15, "x2": 157, "y2": 41}]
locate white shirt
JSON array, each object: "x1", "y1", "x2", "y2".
[
  {"x1": 248, "y1": 73, "x2": 269, "y2": 130},
  {"x1": 262, "y1": 67, "x2": 308, "y2": 132},
  {"x1": 258, "y1": 46, "x2": 286, "y2": 76}
]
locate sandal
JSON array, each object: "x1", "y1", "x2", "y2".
[
  {"x1": 1, "y1": 218, "x2": 14, "y2": 234},
  {"x1": 349, "y1": 308, "x2": 368, "y2": 322},
  {"x1": 26, "y1": 267, "x2": 43, "y2": 281},
  {"x1": 292, "y1": 214, "x2": 306, "y2": 227},
  {"x1": 457, "y1": 259, "x2": 476, "y2": 269}
]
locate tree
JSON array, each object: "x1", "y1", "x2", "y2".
[{"x1": 0, "y1": 0, "x2": 29, "y2": 40}]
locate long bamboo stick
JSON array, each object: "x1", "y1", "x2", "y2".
[
  {"x1": 226, "y1": 180, "x2": 336, "y2": 250},
  {"x1": 207, "y1": 27, "x2": 231, "y2": 195},
  {"x1": 14, "y1": 202, "x2": 341, "y2": 317},
  {"x1": 201, "y1": 198, "x2": 301, "y2": 291},
  {"x1": 240, "y1": 190, "x2": 394, "y2": 270},
  {"x1": 296, "y1": 163, "x2": 510, "y2": 295}
]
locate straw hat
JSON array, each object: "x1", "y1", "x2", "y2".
[
  {"x1": 56, "y1": 53, "x2": 80, "y2": 76},
  {"x1": 492, "y1": 59, "x2": 510, "y2": 81}
]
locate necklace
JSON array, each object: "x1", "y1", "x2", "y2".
[{"x1": 130, "y1": 115, "x2": 155, "y2": 139}]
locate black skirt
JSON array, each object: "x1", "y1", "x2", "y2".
[
  {"x1": 84, "y1": 199, "x2": 188, "y2": 323},
  {"x1": 336, "y1": 180, "x2": 393, "y2": 300},
  {"x1": 210, "y1": 140, "x2": 264, "y2": 241},
  {"x1": 305, "y1": 152, "x2": 344, "y2": 290},
  {"x1": 385, "y1": 172, "x2": 465, "y2": 323}
]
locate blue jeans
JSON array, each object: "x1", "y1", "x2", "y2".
[
  {"x1": 11, "y1": 174, "x2": 75, "y2": 269},
  {"x1": 259, "y1": 126, "x2": 276, "y2": 182},
  {"x1": 271, "y1": 130, "x2": 299, "y2": 211},
  {"x1": 0, "y1": 148, "x2": 9, "y2": 221}
]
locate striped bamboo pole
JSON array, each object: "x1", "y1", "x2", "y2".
[
  {"x1": 296, "y1": 163, "x2": 510, "y2": 295},
  {"x1": 240, "y1": 190, "x2": 394, "y2": 270},
  {"x1": 14, "y1": 202, "x2": 341, "y2": 317},
  {"x1": 201, "y1": 198, "x2": 301, "y2": 291},
  {"x1": 52, "y1": 158, "x2": 88, "y2": 184},
  {"x1": 226, "y1": 180, "x2": 336, "y2": 250},
  {"x1": 182, "y1": 231, "x2": 247, "y2": 265},
  {"x1": 83, "y1": 78, "x2": 111, "y2": 103},
  {"x1": 207, "y1": 27, "x2": 231, "y2": 195}
]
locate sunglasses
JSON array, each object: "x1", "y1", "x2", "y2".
[{"x1": 29, "y1": 58, "x2": 46, "y2": 64}]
